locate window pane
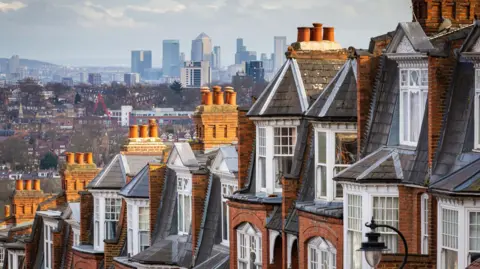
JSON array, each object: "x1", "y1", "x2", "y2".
[
  {"x1": 400, "y1": 70, "x2": 408, "y2": 87},
  {"x1": 335, "y1": 133, "x2": 357, "y2": 164},
  {"x1": 317, "y1": 132, "x2": 327, "y2": 164},
  {"x1": 222, "y1": 202, "x2": 228, "y2": 241},
  {"x1": 274, "y1": 156, "x2": 292, "y2": 187},
  {"x1": 316, "y1": 165, "x2": 327, "y2": 198},
  {"x1": 259, "y1": 157, "x2": 266, "y2": 188},
  {"x1": 402, "y1": 91, "x2": 409, "y2": 142},
  {"x1": 410, "y1": 70, "x2": 419, "y2": 86},
  {"x1": 470, "y1": 212, "x2": 480, "y2": 251},
  {"x1": 442, "y1": 249, "x2": 458, "y2": 269},
  {"x1": 410, "y1": 91, "x2": 420, "y2": 143},
  {"x1": 178, "y1": 194, "x2": 184, "y2": 232},
  {"x1": 184, "y1": 195, "x2": 191, "y2": 231},
  {"x1": 373, "y1": 197, "x2": 399, "y2": 253},
  {"x1": 421, "y1": 69, "x2": 428, "y2": 86}
]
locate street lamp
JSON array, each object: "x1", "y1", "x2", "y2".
[{"x1": 358, "y1": 217, "x2": 408, "y2": 269}]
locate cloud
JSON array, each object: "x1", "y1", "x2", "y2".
[
  {"x1": 126, "y1": 1, "x2": 186, "y2": 14},
  {"x1": 0, "y1": 1, "x2": 26, "y2": 12}
]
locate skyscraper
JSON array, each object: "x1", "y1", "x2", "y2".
[
  {"x1": 212, "y1": 46, "x2": 221, "y2": 70},
  {"x1": 180, "y1": 61, "x2": 211, "y2": 88},
  {"x1": 131, "y1": 50, "x2": 152, "y2": 79},
  {"x1": 191, "y1": 33, "x2": 212, "y2": 63},
  {"x1": 235, "y1": 38, "x2": 256, "y2": 64},
  {"x1": 245, "y1": 61, "x2": 265, "y2": 83},
  {"x1": 180, "y1": 52, "x2": 185, "y2": 64},
  {"x1": 162, "y1": 40, "x2": 180, "y2": 77},
  {"x1": 7, "y1": 55, "x2": 20, "y2": 75},
  {"x1": 273, "y1": 36, "x2": 288, "y2": 72},
  {"x1": 88, "y1": 73, "x2": 102, "y2": 86}
]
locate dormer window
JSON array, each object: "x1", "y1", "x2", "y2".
[
  {"x1": 256, "y1": 121, "x2": 298, "y2": 194},
  {"x1": 92, "y1": 192, "x2": 122, "y2": 251},
  {"x1": 474, "y1": 70, "x2": 480, "y2": 149},
  {"x1": 399, "y1": 68, "x2": 428, "y2": 146},
  {"x1": 177, "y1": 177, "x2": 192, "y2": 235},
  {"x1": 126, "y1": 200, "x2": 150, "y2": 256},
  {"x1": 44, "y1": 223, "x2": 54, "y2": 269}
]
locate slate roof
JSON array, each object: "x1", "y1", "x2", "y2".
[
  {"x1": 385, "y1": 22, "x2": 434, "y2": 54},
  {"x1": 171, "y1": 143, "x2": 200, "y2": 168},
  {"x1": 265, "y1": 206, "x2": 282, "y2": 231},
  {"x1": 87, "y1": 154, "x2": 161, "y2": 190},
  {"x1": 305, "y1": 59, "x2": 358, "y2": 121},
  {"x1": 119, "y1": 164, "x2": 149, "y2": 199},
  {"x1": 430, "y1": 158, "x2": 480, "y2": 193},
  {"x1": 217, "y1": 147, "x2": 238, "y2": 173},
  {"x1": 460, "y1": 21, "x2": 480, "y2": 53}
]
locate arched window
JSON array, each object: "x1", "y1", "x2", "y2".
[
  {"x1": 308, "y1": 237, "x2": 336, "y2": 269},
  {"x1": 237, "y1": 223, "x2": 262, "y2": 269}
]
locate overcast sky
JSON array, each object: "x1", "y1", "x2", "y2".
[{"x1": 0, "y1": 0, "x2": 412, "y2": 66}]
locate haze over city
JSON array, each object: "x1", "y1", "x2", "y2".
[{"x1": 1, "y1": 0, "x2": 412, "y2": 66}]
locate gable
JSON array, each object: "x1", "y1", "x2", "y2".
[
  {"x1": 396, "y1": 35, "x2": 416, "y2": 53},
  {"x1": 385, "y1": 22, "x2": 433, "y2": 54}
]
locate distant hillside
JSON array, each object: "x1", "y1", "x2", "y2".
[{"x1": 0, "y1": 58, "x2": 58, "y2": 69}]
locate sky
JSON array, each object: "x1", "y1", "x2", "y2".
[{"x1": 0, "y1": 0, "x2": 412, "y2": 66}]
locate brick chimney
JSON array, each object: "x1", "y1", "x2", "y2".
[
  {"x1": 237, "y1": 108, "x2": 255, "y2": 189},
  {"x1": 121, "y1": 120, "x2": 168, "y2": 153},
  {"x1": 61, "y1": 152, "x2": 100, "y2": 202},
  {"x1": 293, "y1": 23, "x2": 342, "y2": 51},
  {"x1": 11, "y1": 179, "x2": 46, "y2": 224},
  {"x1": 191, "y1": 169, "x2": 209, "y2": 252},
  {"x1": 192, "y1": 87, "x2": 239, "y2": 152}
]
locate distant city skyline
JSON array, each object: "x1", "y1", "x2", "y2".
[{"x1": 0, "y1": 1, "x2": 412, "y2": 66}]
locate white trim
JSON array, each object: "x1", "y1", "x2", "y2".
[
  {"x1": 72, "y1": 227, "x2": 80, "y2": 247},
  {"x1": 269, "y1": 230, "x2": 280, "y2": 264},
  {"x1": 421, "y1": 193, "x2": 429, "y2": 255},
  {"x1": 237, "y1": 223, "x2": 262, "y2": 269},
  {"x1": 7, "y1": 250, "x2": 24, "y2": 269},
  {"x1": 177, "y1": 175, "x2": 192, "y2": 235},
  {"x1": 44, "y1": 221, "x2": 56, "y2": 269},
  {"x1": 307, "y1": 237, "x2": 337, "y2": 269},
  {"x1": 253, "y1": 118, "x2": 301, "y2": 127},
  {"x1": 287, "y1": 234, "x2": 297, "y2": 269},
  {"x1": 291, "y1": 58, "x2": 309, "y2": 112},
  {"x1": 221, "y1": 181, "x2": 237, "y2": 246},
  {"x1": 475, "y1": 69, "x2": 480, "y2": 149},
  {"x1": 259, "y1": 60, "x2": 292, "y2": 115},
  {"x1": 125, "y1": 198, "x2": 150, "y2": 256},
  {"x1": 92, "y1": 191, "x2": 122, "y2": 251}
]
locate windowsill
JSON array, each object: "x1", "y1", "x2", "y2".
[{"x1": 72, "y1": 245, "x2": 104, "y2": 254}]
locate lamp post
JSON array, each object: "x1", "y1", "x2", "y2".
[{"x1": 358, "y1": 217, "x2": 408, "y2": 269}]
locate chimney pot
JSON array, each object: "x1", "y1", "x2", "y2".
[
  {"x1": 85, "y1": 152, "x2": 94, "y2": 164},
  {"x1": 66, "y1": 152, "x2": 75, "y2": 165},
  {"x1": 15, "y1": 180, "x2": 23, "y2": 191},
  {"x1": 25, "y1": 180, "x2": 32, "y2": 191},
  {"x1": 213, "y1": 86, "x2": 224, "y2": 105},
  {"x1": 149, "y1": 119, "x2": 159, "y2": 138},
  {"x1": 205, "y1": 91, "x2": 213, "y2": 105},
  {"x1": 297, "y1": 27, "x2": 311, "y2": 42},
  {"x1": 34, "y1": 179, "x2": 41, "y2": 191},
  {"x1": 4, "y1": 205, "x2": 10, "y2": 217},
  {"x1": 76, "y1": 153, "x2": 84, "y2": 165},
  {"x1": 140, "y1": 125, "x2": 149, "y2": 138},
  {"x1": 200, "y1": 87, "x2": 210, "y2": 105},
  {"x1": 323, "y1": 27, "x2": 335, "y2": 42},
  {"x1": 224, "y1": 87, "x2": 234, "y2": 104},
  {"x1": 311, "y1": 23, "x2": 323, "y2": 41},
  {"x1": 129, "y1": 125, "x2": 139, "y2": 139}
]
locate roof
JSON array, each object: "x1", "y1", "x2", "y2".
[
  {"x1": 460, "y1": 21, "x2": 480, "y2": 53},
  {"x1": 196, "y1": 32, "x2": 210, "y2": 39},
  {"x1": 212, "y1": 146, "x2": 238, "y2": 174},
  {"x1": 87, "y1": 154, "x2": 161, "y2": 190},
  {"x1": 305, "y1": 59, "x2": 358, "y2": 120},
  {"x1": 169, "y1": 143, "x2": 199, "y2": 168},
  {"x1": 385, "y1": 22, "x2": 434, "y2": 54},
  {"x1": 431, "y1": 157, "x2": 480, "y2": 193},
  {"x1": 296, "y1": 200, "x2": 343, "y2": 219},
  {"x1": 265, "y1": 206, "x2": 282, "y2": 231},
  {"x1": 119, "y1": 164, "x2": 149, "y2": 198}
]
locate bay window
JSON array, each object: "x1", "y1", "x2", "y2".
[
  {"x1": 139, "y1": 207, "x2": 150, "y2": 251},
  {"x1": 7, "y1": 251, "x2": 24, "y2": 269},
  {"x1": 308, "y1": 237, "x2": 336, "y2": 269},
  {"x1": 373, "y1": 197, "x2": 399, "y2": 253},
  {"x1": 421, "y1": 194, "x2": 429, "y2": 254},
  {"x1": 105, "y1": 198, "x2": 122, "y2": 239},
  {"x1": 399, "y1": 68, "x2": 428, "y2": 146},
  {"x1": 441, "y1": 208, "x2": 459, "y2": 269},
  {"x1": 177, "y1": 177, "x2": 192, "y2": 235},
  {"x1": 126, "y1": 200, "x2": 150, "y2": 256},
  {"x1": 315, "y1": 127, "x2": 357, "y2": 201},
  {"x1": 237, "y1": 223, "x2": 262, "y2": 269},
  {"x1": 222, "y1": 182, "x2": 238, "y2": 245},
  {"x1": 346, "y1": 194, "x2": 362, "y2": 269},
  {"x1": 92, "y1": 192, "x2": 122, "y2": 251},
  {"x1": 256, "y1": 123, "x2": 298, "y2": 194},
  {"x1": 474, "y1": 70, "x2": 480, "y2": 149},
  {"x1": 44, "y1": 223, "x2": 54, "y2": 269},
  {"x1": 469, "y1": 212, "x2": 480, "y2": 263}
]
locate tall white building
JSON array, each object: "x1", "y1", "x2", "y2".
[
  {"x1": 180, "y1": 61, "x2": 211, "y2": 88},
  {"x1": 191, "y1": 33, "x2": 212, "y2": 63},
  {"x1": 273, "y1": 36, "x2": 287, "y2": 72}
]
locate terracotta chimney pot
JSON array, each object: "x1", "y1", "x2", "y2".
[
  {"x1": 25, "y1": 180, "x2": 32, "y2": 190},
  {"x1": 224, "y1": 87, "x2": 234, "y2": 104},
  {"x1": 229, "y1": 92, "x2": 237, "y2": 106},
  {"x1": 16, "y1": 180, "x2": 23, "y2": 191},
  {"x1": 140, "y1": 125, "x2": 149, "y2": 138},
  {"x1": 312, "y1": 23, "x2": 323, "y2": 41},
  {"x1": 323, "y1": 27, "x2": 335, "y2": 41},
  {"x1": 200, "y1": 87, "x2": 210, "y2": 105},
  {"x1": 297, "y1": 27, "x2": 311, "y2": 42},
  {"x1": 34, "y1": 179, "x2": 41, "y2": 191},
  {"x1": 149, "y1": 119, "x2": 158, "y2": 138},
  {"x1": 213, "y1": 86, "x2": 224, "y2": 105},
  {"x1": 85, "y1": 152, "x2": 93, "y2": 164},
  {"x1": 4, "y1": 205, "x2": 10, "y2": 217},
  {"x1": 205, "y1": 91, "x2": 213, "y2": 105},
  {"x1": 66, "y1": 152, "x2": 75, "y2": 165},
  {"x1": 129, "y1": 125, "x2": 139, "y2": 138},
  {"x1": 76, "y1": 153, "x2": 84, "y2": 165}
]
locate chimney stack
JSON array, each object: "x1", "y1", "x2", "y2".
[
  {"x1": 140, "y1": 125, "x2": 149, "y2": 138},
  {"x1": 34, "y1": 179, "x2": 41, "y2": 191},
  {"x1": 200, "y1": 87, "x2": 210, "y2": 105},
  {"x1": 66, "y1": 152, "x2": 75, "y2": 165},
  {"x1": 323, "y1": 27, "x2": 335, "y2": 42},
  {"x1": 85, "y1": 152, "x2": 94, "y2": 164},
  {"x1": 76, "y1": 153, "x2": 84, "y2": 165},
  {"x1": 149, "y1": 119, "x2": 159, "y2": 138},
  {"x1": 4, "y1": 205, "x2": 10, "y2": 217},
  {"x1": 129, "y1": 125, "x2": 139, "y2": 139},
  {"x1": 213, "y1": 86, "x2": 224, "y2": 105},
  {"x1": 312, "y1": 23, "x2": 323, "y2": 41},
  {"x1": 25, "y1": 180, "x2": 32, "y2": 190},
  {"x1": 15, "y1": 180, "x2": 23, "y2": 191},
  {"x1": 297, "y1": 27, "x2": 311, "y2": 42}
]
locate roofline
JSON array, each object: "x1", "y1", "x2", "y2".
[{"x1": 429, "y1": 188, "x2": 480, "y2": 197}]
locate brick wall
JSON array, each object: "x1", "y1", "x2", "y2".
[
  {"x1": 237, "y1": 108, "x2": 255, "y2": 189},
  {"x1": 191, "y1": 170, "x2": 209, "y2": 252},
  {"x1": 104, "y1": 200, "x2": 127, "y2": 268},
  {"x1": 357, "y1": 55, "x2": 376, "y2": 154},
  {"x1": 148, "y1": 164, "x2": 166, "y2": 239},
  {"x1": 298, "y1": 211, "x2": 343, "y2": 269},
  {"x1": 72, "y1": 249, "x2": 104, "y2": 269},
  {"x1": 52, "y1": 228, "x2": 64, "y2": 269},
  {"x1": 79, "y1": 191, "x2": 93, "y2": 244},
  {"x1": 378, "y1": 253, "x2": 434, "y2": 268},
  {"x1": 61, "y1": 164, "x2": 99, "y2": 203},
  {"x1": 113, "y1": 260, "x2": 137, "y2": 269},
  {"x1": 228, "y1": 200, "x2": 273, "y2": 269},
  {"x1": 63, "y1": 226, "x2": 75, "y2": 269}
]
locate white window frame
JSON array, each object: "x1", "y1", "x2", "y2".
[
  {"x1": 177, "y1": 175, "x2": 192, "y2": 235},
  {"x1": 138, "y1": 206, "x2": 150, "y2": 252},
  {"x1": 474, "y1": 69, "x2": 480, "y2": 149},
  {"x1": 221, "y1": 180, "x2": 238, "y2": 246},
  {"x1": 307, "y1": 237, "x2": 337, "y2": 269},
  {"x1": 255, "y1": 120, "x2": 299, "y2": 195},
  {"x1": 7, "y1": 250, "x2": 24, "y2": 269},
  {"x1": 237, "y1": 223, "x2": 262, "y2": 269},
  {"x1": 43, "y1": 220, "x2": 57, "y2": 269},
  {"x1": 314, "y1": 124, "x2": 357, "y2": 201},
  {"x1": 439, "y1": 207, "x2": 459, "y2": 269},
  {"x1": 468, "y1": 210, "x2": 480, "y2": 264},
  {"x1": 73, "y1": 228, "x2": 80, "y2": 247},
  {"x1": 346, "y1": 193, "x2": 363, "y2": 269},
  {"x1": 126, "y1": 198, "x2": 150, "y2": 256},
  {"x1": 91, "y1": 190, "x2": 121, "y2": 251},
  {"x1": 399, "y1": 68, "x2": 428, "y2": 147},
  {"x1": 421, "y1": 193, "x2": 429, "y2": 254},
  {"x1": 372, "y1": 196, "x2": 399, "y2": 253},
  {"x1": 0, "y1": 247, "x2": 4, "y2": 266}
]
